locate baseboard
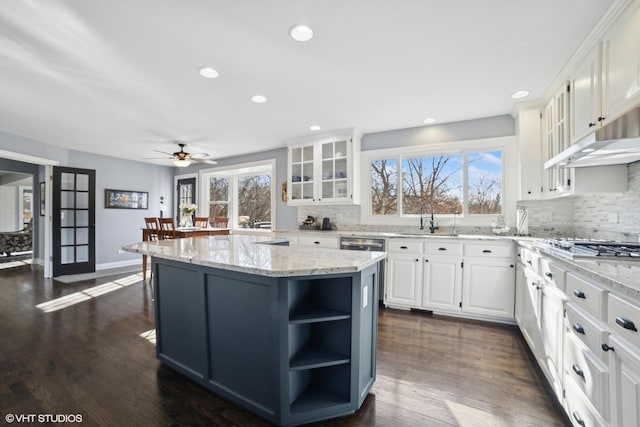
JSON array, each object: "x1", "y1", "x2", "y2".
[{"x1": 96, "y1": 259, "x2": 140, "y2": 271}]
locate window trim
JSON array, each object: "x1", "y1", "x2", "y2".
[
  {"x1": 199, "y1": 159, "x2": 276, "y2": 231},
  {"x1": 360, "y1": 135, "x2": 516, "y2": 227}
]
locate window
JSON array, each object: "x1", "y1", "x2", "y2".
[
  {"x1": 364, "y1": 136, "x2": 512, "y2": 225},
  {"x1": 200, "y1": 161, "x2": 275, "y2": 230}
]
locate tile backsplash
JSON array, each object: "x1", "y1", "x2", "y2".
[{"x1": 296, "y1": 161, "x2": 640, "y2": 242}]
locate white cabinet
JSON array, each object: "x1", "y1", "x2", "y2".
[
  {"x1": 570, "y1": 43, "x2": 603, "y2": 144},
  {"x1": 296, "y1": 236, "x2": 339, "y2": 248},
  {"x1": 540, "y1": 282, "x2": 566, "y2": 398},
  {"x1": 607, "y1": 334, "x2": 640, "y2": 427},
  {"x1": 601, "y1": 1, "x2": 640, "y2": 125},
  {"x1": 517, "y1": 107, "x2": 544, "y2": 200},
  {"x1": 287, "y1": 128, "x2": 360, "y2": 205},
  {"x1": 385, "y1": 253, "x2": 421, "y2": 307},
  {"x1": 521, "y1": 268, "x2": 543, "y2": 359},
  {"x1": 385, "y1": 239, "x2": 515, "y2": 323},
  {"x1": 544, "y1": 86, "x2": 572, "y2": 195}
]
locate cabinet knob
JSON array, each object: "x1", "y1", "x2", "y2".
[
  {"x1": 572, "y1": 364, "x2": 585, "y2": 379},
  {"x1": 598, "y1": 116, "x2": 605, "y2": 122},
  {"x1": 425, "y1": 259, "x2": 429, "y2": 263},
  {"x1": 615, "y1": 316, "x2": 638, "y2": 332},
  {"x1": 545, "y1": 272, "x2": 553, "y2": 279},
  {"x1": 415, "y1": 258, "x2": 419, "y2": 262},
  {"x1": 438, "y1": 247, "x2": 447, "y2": 251},
  {"x1": 526, "y1": 260, "x2": 532, "y2": 265},
  {"x1": 588, "y1": 122, "x2": 596, "y2": 128},
  {"x1": 482, "y1": 249, "x2": 492, "y2": 253},
  {"x1": 572, "y1": 324, "x2": 585, "y2": 335},
  {"x1": 400, "y1": 246, "x2": 408, "y2": 249},
  {"x1": 573, "y1": 290, "x2": 586, "y2": 299},
  {"x1": 313, "y1": 241, "x2": 320, "y2": 245},
  {"x1": 572, "y1": 412, "x2": 586, "y2": 427},
  {"x1": 601, "y1": 343, "x2": 615, "y2": 352}
]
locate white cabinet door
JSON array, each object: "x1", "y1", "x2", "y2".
[
  {"x1": 608, "y1": 335, "x2": 640, "y2": 427},
  {"x1": 385, "y1": 254, "x2": 421, "y2": 307},
  {"x1": 540, "y1": 283, "x2": 565, "y2": 398},
  {"x1": 421, "y1": 256, "x2": 462, "y2": 312},
  {"x1": 570, "y1": 43, "x2": 602, "y2": 144},
  {"x1": 461, "y1": 259, "x2": 515, "y2": 320},
  {"x1": 602, "y1": 2, "x2": 640, "y2": 123}
]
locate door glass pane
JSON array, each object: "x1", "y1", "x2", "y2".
[
  {"x1": 76, "y1": 210, "x2": 89, "y2": 227},
  {"x1": 335, "y1": 158, "x2": 347, "y2": 179},
  {"x1": 291, "y1": 147, "x2": 301, "y2": 163},
  {"x1": 76, "y1": 228, "x2": 88, "y2": 245},
  {"x1": 322, "y1": 160, "x2": 334, "y2": 180},
  {"x1": 76, "y1": 174, "x2": 89, "y2": 191},
  {"x1": 335, "y1": 140, "x2": 347, "y2": 157},
  {"x1": 61, "y1": 247, "x2": 75, "y2": 264},
  {"x1": 61, "y1": 210, "x2": 75, "y2": 226},
  {"x1": 179, "y1": 183, "x2": 193, "y2": 206},
  {"x1": 76, "y1": 246, "x2": 89, "y2": 263},
  {"x1": 76, "y1": 192, "x2": 89, "y2": 209},
  {"x1": 302, "y1": 145, "x2": 313, "y2": 161},
  {"x1": 322, "y1": 182, "x2": 334, "y2": 199},
  {"x1": 61, "y1": 229, "x2": 74, "y2": 246},
  {"x1": 61, "y1": 173, "x2": 75, "y2": 190},
  {"x1": 322, "y1": 142, "x2": 333, "y2": 159},
  {"x1": 302, "y1": 163, "x2": 314, "y2": 181},
  {"x1": 61, "y1": 191, "x2": 74, "y2": 208}
]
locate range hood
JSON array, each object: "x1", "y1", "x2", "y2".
[{"x1": 545, "y1": 106, "x2": 640, "y2": 168}]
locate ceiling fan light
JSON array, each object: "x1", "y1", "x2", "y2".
[{"x1": 173, "y1": 159, "x2": 192, "y2": 167}]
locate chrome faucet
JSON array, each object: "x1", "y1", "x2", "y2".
[{"x1": 419, "y1": 204, "x2": 426, "y2": 230}]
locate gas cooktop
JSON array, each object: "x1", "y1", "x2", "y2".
[{"x1": 541, "y1": 239, "x2": 640, "y2": 260}]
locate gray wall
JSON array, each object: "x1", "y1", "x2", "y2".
[
  {"x1": 361, "y1": 115, "x2": 516, "y2": 150},
  {"x1": 181, "y1": 147, "x2": 298, "y2": 230}
]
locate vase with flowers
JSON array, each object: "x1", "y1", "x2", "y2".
[{"x1": 179, "y1": 203, "x2": 197, "y2": 228}]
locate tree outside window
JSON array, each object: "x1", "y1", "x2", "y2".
[
  {"x1": 237, "y1": 174, "x2": 271, "y2": 228},
  {"x1": 209, "y1": 177, "x2": 229, "y2": 218}
]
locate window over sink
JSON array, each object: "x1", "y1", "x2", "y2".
[{"x1": 362, "y1": 136, "x2": 514, "y2": 227}]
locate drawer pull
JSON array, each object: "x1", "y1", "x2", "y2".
[
  {"x1": 400, "y1": 246, "x2": 408, "y2": 249},
  {"x1": 616, "y1": 316, "x2": 638, "y2": 332},
  {"x1": 526, "y1": 260, "x2": 532, "y2": 265},
  {"x1": 573, "y1": 290, "x2": 586, "y2": 299},
  {"x1": 572, "y1": 412, "x2": 586, "y2": 427},
  {"x1": 572, "y1": 324, "x2": 585, "y2": 335},
  {"x1": 602, "y1": 343, "x2": 615, "y2": 352},
  {"x1": 544, "y1": 272, "x2": 553, "y2": 279},
  {"x1": 314, "y1": 241, "x2": 320, "y2": 244},
  {"x1": 572, "y1": 364, "x2": 585, "y2": 379},
  {"x1": 482, "y1": 249, "x2": 492, "y2": 253},
  {"x1": 438, "y1": 247, "x2": 447, "y2": 251}
]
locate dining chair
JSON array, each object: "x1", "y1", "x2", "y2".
[
  {"x1": 158, "y1": 217, "x2": 176, "y2": 240},
  {"x1": 194, "y1": 216, "x2": 210, "y2": 228},
  {"x1": 213, "y1": 216, "x2": 229, "y2": 228},
  {"x1": 144, "y1": 217, "x2": 160, "y2": 241}
]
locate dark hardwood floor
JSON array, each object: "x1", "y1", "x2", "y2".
[{"x1": 0, "y1": 262, "x2": 569, "y2": 426}]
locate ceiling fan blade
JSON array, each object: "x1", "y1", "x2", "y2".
[
  {"x1": 143, "y1": 156, "x2": 173, "y2": 160},
  {"x1": 194, "y1": 159, "x2": 218, "y2": 164},
  {"x1": 190, "y1": 152, "x2": 211, "y2": 159},
  {"x1": 153, "y1": 149, "x2": 174, "y2": 156}
]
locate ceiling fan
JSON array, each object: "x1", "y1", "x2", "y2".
[{"x1": 148, "y1": 142, "x2": 218, "y2": 167}]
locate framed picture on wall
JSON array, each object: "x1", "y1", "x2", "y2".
[
  {"x1": 105, "y1": 189, "x2": 149, "y2": 209},
  {"x1": 40, "y1": 182, "x2": 45, "y2": 216}
]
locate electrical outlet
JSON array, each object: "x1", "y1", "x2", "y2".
[
  {"x1": 608, "y1": 213, "x2": 618, "y2": 224},
  {"x1": 539, "y1": 212, "x2": 552, "y2": 223}
]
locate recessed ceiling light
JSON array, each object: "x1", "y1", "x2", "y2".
[
  {"x1": 251, "y1": 95, "x2": 267, "y2": 103},
  {"x1": 290, "y1": 24, "x2": 314, "y2": 42},
  {"x1": 199, "y1": 67, "x2": 219, "y2": 79},
  {"x1": 309, "y1": 125, "x2": 321, "y2": 131},
  {"x1": 423, "y1": 118, "x2": 436, "y2": 124},
  {"x1": 511, "y1": 90, "x2": 530, "y2": 99}
]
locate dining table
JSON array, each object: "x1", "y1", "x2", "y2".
[{"x1": 141, "y1": 227, "x2": 230, "y2": 280}]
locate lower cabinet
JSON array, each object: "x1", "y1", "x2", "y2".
[
  {"x1": 385, "y1": 239, "x2": 515, "y2": 323},
  {"x1": 607, "y1": 334, "x2": 640, "y2": 427},
  {"x1": 385, "y1": 253, "x2": 421, "y2": 306},
  {"x1": 461, "y1": 258, "x2": 515, "y2": 319},
  {"x1": 540, "y1": 282, "x2": 566, "y2": 398}
]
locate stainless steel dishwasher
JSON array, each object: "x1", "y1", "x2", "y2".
[{"x1": 339, "y1": 237, "x2": 386, "y2": 305}]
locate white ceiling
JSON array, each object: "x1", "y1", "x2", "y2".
[{"x1": 0, "y1": 0, "x2": 614, "y2": 166}]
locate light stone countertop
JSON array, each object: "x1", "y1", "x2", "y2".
[
  {"x1": 122, "y1": 234, "x2": 386, "y2": 277},
  {"x1": 275, "y1": 229, "x2": 511, "y2": 240}
]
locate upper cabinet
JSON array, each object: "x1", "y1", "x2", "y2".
[
  {"x1": 570, "y1": 1, "x2": 640, "y2": 145},
  {"x1": 544, "y1": 86, "x2": 572, "y2": 195},
  {"x1": 287, "y1": 128, "x2": 361, "y2": 205}
]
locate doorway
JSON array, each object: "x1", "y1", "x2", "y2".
[{"x1": 176, "y1": 176, "x2": 196, "y2": 224}]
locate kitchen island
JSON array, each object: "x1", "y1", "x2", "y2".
[{"x1": 122, "y1": 234, "x2": 385, "y2": 426}]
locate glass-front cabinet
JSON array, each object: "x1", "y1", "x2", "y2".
[{"x1": 287, "y1": 128, "x2": 360, "y2": 205}]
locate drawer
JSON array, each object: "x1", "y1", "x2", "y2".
[
  {"x1": 387, "y1": 239, "x2": 423, "y2": 253},
  {"x1": 464, "y1": 242, "x2": 514, "y2": 258},
  {"x1": 566, "y1": 272, "x2": 607, "y2": 320},
  {"x1": 518, "y1": 247, "x2": 540, "y2": 274},
  {"x1": 423, "y1": 241, "x2": 462, "y2": 256},
  {"x1": 565, "y1": 303, "x2": 610, "y2": 363},
  {"x1": 564, "y1": 376, "x2": 607, "y2": 427},
  {"x1": 297, "y1": 236, "x2": 338, "y2": 248},
  {"x1": 564, "y1": 333, "x2": 610, "y2": 421},
  {"x1": 608, "y1": 293, "x2": 640, "y2": 349},
  {"x1": 539, "y1": 257, "x2": 566, "y2": 291}
]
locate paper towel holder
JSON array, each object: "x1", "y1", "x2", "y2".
[{"x1": 515, "y1": 205, "x2": 530, "y2": 236}]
